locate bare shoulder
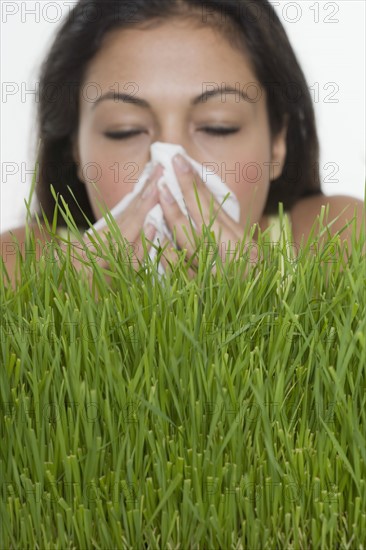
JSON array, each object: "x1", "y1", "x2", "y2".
[
  {"x1": 289, "y1": 194, "x2": 365, "y2": 245},
  {"x1": 1, "y1": 223, "x2": 56, "y2": 289},
  {"x1": 1, "y1": 222, "x2": 54, "y2": 267},
  {"x1": 1, "y1": 222, "x2": 52, "y2": 247}
]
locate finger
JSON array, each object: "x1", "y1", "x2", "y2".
[
  {"x1": 157, "y1": 187, "x2": 210, "y2": 271},
  {"x1": 82, "y1": 173, "x2": 162, "y2": 275},
  {"x1": 168, "y1": 198, "x2": 239, "y2": 271},
  {"x1": 159, "y1": 252, "x2": 196, "y2": 280},
  {"x1": 87, "y1": 164, "x2": 163, "y2": 248},
  {"x1": 141, "y1": 164, "x2": 164, "y2": 197},
  {"x1": 157, "y1": 238, "x2": 177, "y2": 271},
  {"x1": 120, "y1": 169, "x2": 166, "y2": 263},
  {"x1": 111, "y1": 184, "x2": 162, "y2": 267},
  {"x1": 160, "y1": 166, "x2": 236, "y2": 256},
  {"x1": 135, "y1": 223, "x2": 157, "y2": 265},
  {"x1": 172, "y1": 156, "x2": 237, "y2": 234},
  {"x1": 158, "y1": 238, "x2": 196, "y2": 279},
  {"x1": 160, "y1": 256, "x2": 197, "y2": 280},
  {"x1": 158, "y1": 183, "x2": 202, "y2": 260}
]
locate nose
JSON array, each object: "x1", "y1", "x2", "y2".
[
  {"x1": 153, "y1": 118, "x2": 192, "y2": 154},
  {"x1": 148, "y1": 138, "x2": 192, "y2": 171}
]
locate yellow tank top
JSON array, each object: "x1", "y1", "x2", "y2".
[{"x1": 266, "y1": 212, "x2": 292, "y2": 242}]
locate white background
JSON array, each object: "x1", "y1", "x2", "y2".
[{"x1": 1, "y1": 1, "x2": 365, "y2": 233}]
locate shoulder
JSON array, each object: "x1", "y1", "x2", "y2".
[
  {"x1": 1, "y1": 223, "x2": 47, "y2": 289},
  {"x1": 1, "y1": 223, "x2": 55, "y2": 257},
  {"x1": 289, "y1": 194, "x2": 365, "y2": 246}
]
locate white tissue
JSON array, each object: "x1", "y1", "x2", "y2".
[{"x1": 86, "y1": 142, "x2": 240, "y2": 277}]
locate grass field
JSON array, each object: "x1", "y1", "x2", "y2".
[{"x1": 1, "y1": 187, "x2": 365, "y2": 549}]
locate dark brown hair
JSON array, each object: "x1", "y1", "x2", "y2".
[{"x1": 33, "y1": 0, "x2": 324, "y2": 229}]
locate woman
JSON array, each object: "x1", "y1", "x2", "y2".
[{"x1": 1, "y1": 0, "x2": 363, "y2": 288}]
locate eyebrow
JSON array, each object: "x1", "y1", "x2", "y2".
[{"x1": 92, "y1": 85, "x2": 252, "y2": 110}]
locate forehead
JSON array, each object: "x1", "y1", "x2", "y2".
[{"x1": 82, "y1": 20, "x2": 257, "y2": 88}]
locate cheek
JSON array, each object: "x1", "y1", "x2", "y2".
[
  {"x1": 229, "y1": 147, "x2": 271, "y2": 225},
  {"x1": 244, "y1": 162, "x2": 263, "y2": 183},
  {"x1": 235, "y1": 178, "x2": 270, "y2": 227},
  {"x1": 83, "y1": 163, "x2": 120, "y2": 217},
  {"x1": 79, "y1": 139, "x2": 143, "y2": 217},
  {"x1": 227, "y1": 147, "x2": 270, "y2": 194}
]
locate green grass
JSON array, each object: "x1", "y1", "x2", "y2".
[{"x1": 0, "y1": 179, "x2": 365, "y2": 548}]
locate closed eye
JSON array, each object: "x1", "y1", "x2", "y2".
[
  {"x1": 104, "y1": 127, "x2": 240, "y2": 140},
  {"x1": 200, "y1": 127, "x2": 240, "y2": 136},
  {"x1": 104, "y1": 130, "x2": 145, "y2": 140}
]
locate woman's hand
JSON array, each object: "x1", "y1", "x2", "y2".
[
  {"x1": 157, "y1": 153, "x2": 255, "y2": 278},
  {"x1": 56, "y1": 164, "x2": 164, "y2": 292}
]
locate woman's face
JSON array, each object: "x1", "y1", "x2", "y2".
[{"x1": 72, "y1": 19, "x2": 287, "y2": 229}]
